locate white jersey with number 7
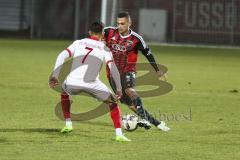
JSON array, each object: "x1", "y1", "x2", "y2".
[{"x1": 53, "y1": 37, "x2": 121, "y2": 91}]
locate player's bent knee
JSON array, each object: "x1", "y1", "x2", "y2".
[{"x1": 125, "y1": 88, "x2": 138, "y2": 99}]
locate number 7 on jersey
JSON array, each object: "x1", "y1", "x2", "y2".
[{"x1": 82, "y1": 47, "x2": 93, "y2": 64}]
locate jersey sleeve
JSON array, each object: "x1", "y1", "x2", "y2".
[
  {"x1": 136, "y1": 36, "x2": 151, "y2": 55},
  {"x1": 52, "y1": 41, "x2": 77, "y2": 78},
  {"x1": 103, "y1": 46, "x2": 114, "y2": 65},
  {"x1": 65, "y1": 40, "x2": 78, "y2": 57},
  {"x1": 136, "y1": 36, "x2": 160, "y2": 72},
  {"x1": 103, "y1": 46, "x2": 122, "y2": 91}
]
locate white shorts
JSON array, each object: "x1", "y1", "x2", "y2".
[{"x1": 62, "y1": 77, "x2": 112, "y2": 101}]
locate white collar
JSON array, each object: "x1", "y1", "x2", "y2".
[{"x1": 119, "y1": 29, "x2": 132, "y2": 38}]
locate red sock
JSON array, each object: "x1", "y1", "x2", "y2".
[
  {"x1": 61, "y1": 94, "x2": 71, "y2": 119},
  {"x1": 109, "y1": 103, "x2": 121, "y2": 128}
]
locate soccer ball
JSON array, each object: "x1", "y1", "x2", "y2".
[{"x1": 122, "y1": 114, "x2": 139, "y2": 131}]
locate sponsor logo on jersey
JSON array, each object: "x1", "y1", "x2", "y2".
[{"x1": 110, "y1": 40, "x2": 133, "y2": 53}]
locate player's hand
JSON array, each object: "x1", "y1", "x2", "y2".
[
  {"x1": 49, "y1": 77, "x2": 59, "y2": 88},
  {"x1": 115, "y1": 90, "x2": 122, "y2": 100},
  {"x1": 156, "y1": 70, "x2": 167, "y2": 81}
]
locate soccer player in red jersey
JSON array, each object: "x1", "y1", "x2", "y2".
[{"x1": 103, "y1": 12, "x2": 170, "y2": 131}]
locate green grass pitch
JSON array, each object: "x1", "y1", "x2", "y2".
[{"x1": 0, "y1": 39, "x2": 239, "y2": 160}]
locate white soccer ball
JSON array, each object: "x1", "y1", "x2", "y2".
[{"x1": 122, "y1": 114, "x2": 139, "y2": 131}]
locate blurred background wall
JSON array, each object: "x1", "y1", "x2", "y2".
[{"x1": 0, "y1": 0, "x2": 239, "y2": 45}]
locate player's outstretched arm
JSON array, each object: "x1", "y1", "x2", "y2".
[
  {"x1": 107, "y1": 61, "x2": 122, "y2": 99},
  {"x1": 136, "y1": 35, "x2": 166, "y2": 78},
  {"x1": 49, "y1": 50, "x2": 71, "y2": 88},
  {"x1": 141, "y1": 48, "x2": 167, "y2": 80}
]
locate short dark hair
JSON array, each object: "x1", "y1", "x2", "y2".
[
  {"x1": 89, "y1": 21, "x2": 103, "y2": 34},
  {"x1": 117, "y1": 11, "x2": 130, "y2": 19}
]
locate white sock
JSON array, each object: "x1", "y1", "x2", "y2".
[
  {"x1": 66, "y1": 118, "x2": 72, "y2": 127},
  {"x1": 115, "y1": 128, "x2": 123, "y2": 136}
]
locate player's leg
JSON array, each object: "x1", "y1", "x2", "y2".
[
  {"x1": 123, "y1": 72, "x2": 170, "y2": 131},
  {"x1": 60, "y1": 92, "x2": 73, "y2": 133},
  {"x1": 121, "y1": 72, "x2": 151, "y2": 122},
  {"x1": 126, "y1": 88, "x2": 170, "y2": 131},
  {"x1": 109, "y1": 73, "x2": 151, "y2": 128},
  {"x1": 104, "y1": 95, "x2": 131, "y2": 142},
  {"x1": 83, "y1": 80, "x2": 130, "y2": 141},
  {"x1": 59, "y1": 78, "x2": 81, "y2": 133},
  {"x1": 128, "y1": 105, "x2": 137, "y2": 113}
]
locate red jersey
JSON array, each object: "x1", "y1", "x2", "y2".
[{"x1": 104, "y1": 27, "x2": 151, "y2": 74}]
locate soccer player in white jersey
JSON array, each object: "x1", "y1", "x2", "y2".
[{"x1": 49, "y1": 22, "x2": 130, "y2": 142}]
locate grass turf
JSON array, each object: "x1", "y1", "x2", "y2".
[{"x1": 0, "y1": 39, "x2": 239, "y2": 160}]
